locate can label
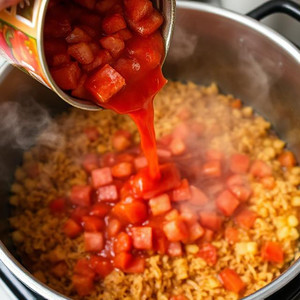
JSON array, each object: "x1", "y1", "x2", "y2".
[{"x1": 0, "y1": 0, "x2": 50, "y2": 86}]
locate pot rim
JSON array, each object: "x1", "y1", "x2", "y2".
[{"x1": 1, "y1": 1, "x2": 300, "y2": 299}]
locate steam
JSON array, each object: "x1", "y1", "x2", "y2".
[{"x1": 0, "y1": 98, "x2": 64, "y2": 150}]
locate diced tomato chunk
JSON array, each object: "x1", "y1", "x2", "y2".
[
  {"x1": 71, "y1": 207, "x2": 89, "y2": 224},
  {"x1": 72, "y1": 274, "x2": 94, "y2": 297},
  {"x1": 202, "y1": 229, "x2": 214, "y2": 242},
  {"x1": 107, "y1": 218, "x2": 122, "y2": 237},
  {"x1": 82, "y1": 216, "x2": 105, "y2": 232},
  {"x1": 189, "y1": 185, "x2": 209, "y2": 206},
  {"x1": 131, "y1": 226, "x2": 153, "y2": 250},
  {"x1": 127, "y1": 35, "x2": 162, "y2": 69},
  {"x1": 216, "y1": 190, "x2": 240, "y2": 217},
  {"x1": 63, "y1": 219, "x2": 82, "y2": 238},
  {"x1": 111, "y1": 162, "x2": 133, "y2": 178},
  {"x1": 75, "y1": 0, "x2": 96, "y2": 9},
  {"x1": 167, "y1": 242, "x2": 182, "y2": 256},
  {"x1": 70, "y1": 185, "x2": 92, "y2": 207},
  {"x1": 134, "y1": 156, "x2": 148, "y2": 170},
  {"x1": 114, "y1": 232, "x2": 133, "y2": 253},
  {"x1": 228, "y1": 184, "x2": 252, "y2": 202},
  {"x1": 199, "y1": 211, "x2": 223, "y2": 231},
  {"x1": 82, "y1": 50, "x2": 112, "y2": 73},
  {"x1": 219, "y1": 268, "x2": 245, "y2": 294},
  {"x1": 100, "y1": 36, "x2": 125, "y2": 57},
  {"x1": 50, "y1": 62, "x2": 81, "y2": 90},
  {"x1": 169, "y1": 137, "x2": 186, "y2": 156},
  {"x1": 179, "y1": 204, "x2": 197, "y2": 224},
  {"x1": 260, "y1": 176, "x2": 276, "y2": 190},
  {"x1": 157, "y1": 148, "x2": 172, "y2": 159},
  {"x1": 89, "y1": 256, "x2": 113, "y2": 278},
  {"x1": 129, "y1": 163, "x2": 181, "y2": 199},
  {"x1": 124, "y1": 0, "x2": 153, "y2": 22},
  {"x1": 225, "y1": 227, "x2": 239, "y2": 244},
  {"x1": 74, "y1": 258, "x2": 95, "y2": 279},
  {"x1": 91, "y1": 167, "x2": 113, "y2": 188},
  {"x1": 234, "y1": 208, "x2": 257, "y2": 229},
  {"x1": 149, "y1": 193, "x2": 171, "y2": 216},
  {"x1": 51, "y1": 262, "x2": 68, "y2": 277},
  {"x1": 250, "y1": 160, "x2": 272, "y2": 178},
  {"x1": 85, "y1": 64, "x2": 126, "y2": 104},
  {"x1": 124, "y1": 256, "x2": 145, "y2": 273},
  {"x1": 278, "y1": 151, "x2": 296, "y2": 168},
  {"x1": 115, "y1": 29, "x2": 133, "y2": 40},
  {"x1": 202, "y1": 160, "x2": 222, "y2": 177},
  {"x1": 49, "y1": 53, "x2": 70, "y2": 67},
  {"x1": 172, "y1": 179, "x2": 191, "y2": 202},
  {"x1": 66, "y1": 27, "x2": 92, "y2": 43},
  {"x1": 84, "y1": 127, "x2": 99, "y2": 142},
  {"x1": 102, "y1": 13, "x2": 127, "y2": 34},
  {"x1": 113, "y1": 252, "x2": 133, "y2": 270},
  {"x1": 112, "y1": 130, "x2": 132, "y2": 151},
  {"x1": 82, "y1": 153, "x2": 99, "y2": 173},
  {"x1": 229, "y1": 153, "x2": 250, "y2": 174},
  {"x1": 68, "y1": 42, "x2": 94, "y2": 64},
  {"x1": 205, "y1": 149, "x2": 224, "y2": 161},
  {"x1": 198, "y1": 243, "x2": 217, "y2": 266},
  {"x1": 165, "y1": 209, "x2": 180, "y2": 221},
  {"x1": 49, "y1": 198, "x2": 65, "y2": 214},
  {"x1": 96, "y1": 185, "x2": 118, "y2": 202},
  {"x1": 154, "y1": 235, "x2": 168, "y2": 254},
  {"x1": 163, "y1": 219, "x2": 188, "y2": 242},
  {"x1": 112, "y1": 199, "x2": 148, "y2": 224},
  {"x1": 71, "y1": 74, "x2": 91, "y2": 100},
  {"x1": 89, "y1": 203, "x2": 110, "y2": 217},
  {"x1": 84, "y1": 232, "x2": 104, "y2": 252},
  {"x1": 189, "y1": 222, "x2": 205, "y2": 242},
  {"x1": 261, "y1": 241, "x2": 284, "y2": 264},
  {"x1": 129, "y1": 10, "x2": 163, "y2": 36},
  {"x1": 226, "y1": 174, "x2": 248, "y2": 187}
]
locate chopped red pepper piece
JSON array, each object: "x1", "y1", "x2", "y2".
[
  {"x1": 229, "y1": 153, "x2": 250, "y2": 174},
  {"x1": 167, "y1": 242, "x2": 182, "y2": 256},
  {"x1": 163, "y1": 219, "x2": 188, "y2": 242},
  {"x1": 199, "y1": 211, "x2": 223, "y2": 231},
  {"x1": 131, "y1": 226, "x2": 153, "y2": 250},
  {"x1": 91, "y1": 167, "x2": 113, "y2": 188},
  {"x1": 96, "y1": 184, "x2": 118, "y2": 202},
  {"x1": 113, "y1": 252, "x2": 133, "y2": 270},
  {"x1": 124, "y1": 256, "x2": 145, "y2": 273},
  {"x1": 216, "y1": 190, "x2": 240, "y2": 217},
  {"x1": 261, "y1": 241, "x2": 284, "y2": 264},
  {"x1": 84, "y1": 232, "x2": 104, "y2": 252},
  {"x1": 89, "y1": 256, "x2": 113, "y2": 278},
  {"x1": 82, "y1": 216, "x2": 105, "y2": 232},
  {"x1": 219, "y1": 268, "x2": 245, "y2": 294},
  {"x1": 234, "y1": 208, "x2": 257, "y2": 229},
  {"x1": 250, "y1": 160, "x2": 272, "y2": 178},
  {"x1": 85, "y1": 64, "x2": 126, "y2": 104},
  {"x1": 111, "y1": 162, "x2": 133, "y2": 178},
  {"x1": 149, "y1": 193, "x2": 171, "y2": 216},
  {"x1": 189, "y1": 185, "x2": 209, "y2": 206},
  {"x1": 102, "y1": 13, "x2": 127, "y2": 34},
  {"x1": 70, "y1": 185, "x2": 92, "y2": 207},
  {"x1": 114, "y1": 232, "x2": 133, "y2": 253},
  {"x1": 63, "y1": 219, "x2": 82, "y2": 238},
  {"x1": 172, "y1": 179, "x2": 191, "y2": 202},
  {"x1": 198, "y1": 242, "x2": 217, "y2": 266}
]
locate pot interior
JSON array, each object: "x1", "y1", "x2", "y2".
[{"x1": 1, "y1": 2, "x2": 300, "y2": 299}]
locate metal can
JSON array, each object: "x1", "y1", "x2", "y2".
[{"x1": 0, "y1": 0, "x2": 99, "y2": 110}]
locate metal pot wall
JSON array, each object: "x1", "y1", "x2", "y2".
[{"x1": 1, "y1": 1, "x2": 300, "y2": 299}]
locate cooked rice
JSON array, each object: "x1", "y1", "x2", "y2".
[{"x1": 9, "y1": 82, "x2": 300, "y2": 299}]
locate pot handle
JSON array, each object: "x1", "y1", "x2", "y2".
[{"x1": 246, "y1": 0, "x2": 300, "y2": 21}]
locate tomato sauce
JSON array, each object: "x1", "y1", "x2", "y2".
[{"x1": 44, "y1": 0, "x2": 166, "y2": 179}]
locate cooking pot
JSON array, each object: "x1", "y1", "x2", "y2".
[{"x1": 1, "y1": 1, "x2": 300, "y2": 299}]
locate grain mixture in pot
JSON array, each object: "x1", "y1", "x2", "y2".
[{"x1": 9, "y1": 82, "x2": 300, "y2": 300}]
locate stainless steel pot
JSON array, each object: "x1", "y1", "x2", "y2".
[{"x1": 1, "y1": 1, "x2": 300, "y2": 299}]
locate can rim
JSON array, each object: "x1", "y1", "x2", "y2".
[{"x1": 36, "y1": 1, "x2": 102, "y2": 111}]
